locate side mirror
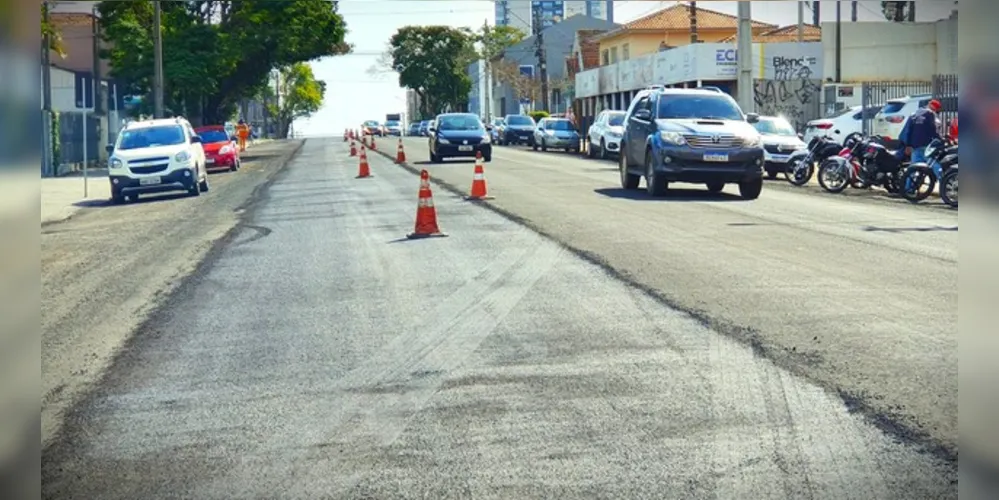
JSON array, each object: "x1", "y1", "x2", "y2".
[
  {"x1": 833, "y1": 129, "x2": 841, "y2": 134},
  {"x1": 191, "y1": 135, "x2": 202, "y2": 144},
  {"x1": 633, "y1": 109, "x2": 651, "y2": 121},
  {"x1": 746, "y1": 113, "x2": 760, "y2": 123},
  {"x1": 486, "y1": 125, "x2": 493, "y2": 131},
  {"x1": 797, "y1": 133, "x2": 804, "y2": 139},
  {"x1": 105, "y1": 144, "x2": 114, "y2": 154}
]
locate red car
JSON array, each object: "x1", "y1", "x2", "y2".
[{"x1": 194, "y1": 125, "x2": 241, "y2": 172}]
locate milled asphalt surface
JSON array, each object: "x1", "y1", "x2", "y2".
[
  {"x1": 42, "y1": 138, "x2": 956, "y2": 498},
  {"x1": 390, "y1": 138, "x2": 958, "y2": 456},
  {"x1": 41, "y1": 140, "x2": 304, "y2": 450}
]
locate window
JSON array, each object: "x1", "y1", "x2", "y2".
[
  {"x1": 881, "y1": 101, "x2": 907, "y2": 114},
  {"x1": 602, "y1": 49, "x2": 609, "y2": 65},
  {"x1": 752, "y1": 118, "x2": 797, "y2": 136},
  {"x1": 506, "y1": 115, "x2": 534, "y2": 126},
  {"x1": 610, "y1": 47, "x2": 618, "y2": 64},
  {"x1": 607, "y1": 112, "x2": 625, "y2": 126},
  {"x1": 117, "y1": 125, "x2": 186, "y2": 150},
  {"x1": 197, "y1": 129, "x2": 229, "y2": 144},
  {"x1": 546, "y1": 120, "x2": 575, "y2": 131},
  {"x1": 437, "y1": 115, "x2": 484, "y2": 131},
  {"x1": 656, "y1": 94, "x2": 744, "y2": 121},
  {"x1": 623, "y1": 43, "x2": 630, "y2": 61},
  {"x1": 632, "y1": 96, "x2": 651, "y2": 119}
]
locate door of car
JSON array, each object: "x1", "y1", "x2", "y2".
[
  {"x1": 588, "y1": 111, "x2": 603, "y2": 146},
  {"x1": 625, "y1": 94, "x2": 653, "y2": 165},
  {"x1": 534, "y1": 118, "x2": 546, "y2": 144}
]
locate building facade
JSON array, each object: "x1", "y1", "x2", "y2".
[{"x1": 495, "y1": 1, "x2": 612, "y2": 34}]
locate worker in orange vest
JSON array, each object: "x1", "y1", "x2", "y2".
[{"x1": 236, "y1": 119, "x2": 250, "y2": 152}]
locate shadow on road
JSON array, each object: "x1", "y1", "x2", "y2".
[
  {"x1": 594, "y1": 187, "x2": 745, "y2": 202},
  {"x1": 862, "y1": 225, "x2": 958, "y2": 233},
  {"x1": 72, "y1": 192, "x2": 191, "y2": 209},
  {"x1": 412, "y1": 160, "x2": 476, "y2": 166}
]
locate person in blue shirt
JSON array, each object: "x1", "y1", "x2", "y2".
[{"x1": 897, "y1": 99, "x2": 942, "y2": 163}]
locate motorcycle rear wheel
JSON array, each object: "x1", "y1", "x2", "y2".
[
  {"x1": 785, "y1": 158, "x2": 814, "y2": 186},
  {"x1": 902, "y1": 166, "x2": 936, "y2": 203},
  {"x1": 817, "y1": 159, "x2": 851, "y2": 194},
  {"x1": 940, "y1": 168, "x2": 958, "y2": 208}
]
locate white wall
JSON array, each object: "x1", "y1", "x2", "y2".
[
  {"x1": 821, "y1": 18, "x2": 957, "y2": 82},
  {"x1": 43, "y1": 66, "x2": 80, "y2": 112}
]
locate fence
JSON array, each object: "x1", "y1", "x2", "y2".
[
  {"x1": 860, "y1": 74, "x2": 959, "y2": 136},
  {"x1": 57, "y1": 111, "x2": 100, "y2": 171}
]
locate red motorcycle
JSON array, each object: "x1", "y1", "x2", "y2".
[{"x1": 817, "y1": 133, "x2": 867, "y2": 193}]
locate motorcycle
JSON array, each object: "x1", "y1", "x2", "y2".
[
  {"x1": 900, "y1": 137, "x2": 958, "y2": 206},
  {"x1": 785, "y1": 133, "x2": 845, "y2": 186},
  {"x1": 816, "y1": 134, "x2": 868, "y2": 193}
]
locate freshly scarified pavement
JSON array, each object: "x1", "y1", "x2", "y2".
[{"x1": 42, "y1": 139, "x2": 956, "y2": 498}]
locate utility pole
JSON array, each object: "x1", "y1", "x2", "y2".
[
  {"x1": 835, "y1": 0, "x2": 842, "y2": 82},
  {"x1": 482, "y1": 19, "x2": 492, "y2": 121},
  {"x1": 736, "y1": 1, "x2": 753, "y2": 112},
  {"x1": 533, "y1": 7, "x2": 549, "y2": 112},
  {"x1": 152, "y1": 0, "x2": 164, "y2": 118},
  {"x1": 907, "y1": 1, "x2": 916, "y2": 22},
  {"x1": 689, "y1": 1, "x2": 697, "y2": 44},
  {"x1": 851, "y1": 1, "x2": 858, "y2": 21},
  {"x1": 813, "y1": 1, "x2": 820, "y2": 26},
  {"x1": 93, "y1": 4, "x2": 106, "y2": 162},
  {"x1": 42, "y1": 1, "x2": 54, "y2": 177},
  {"x1": 797, "y1": 1, "x2": 804, "y2": 42}
]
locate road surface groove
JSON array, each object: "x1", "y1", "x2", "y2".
[
  {"x1": 384, "y1": 137, "x2": 957, "y2": 459},
  {"x1": 42, "y1": 138, "x2": 955, "y2": 498}
]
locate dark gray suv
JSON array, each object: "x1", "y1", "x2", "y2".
[{"x1": 618, "y1": 88, "x2": 766, "y2": 199}]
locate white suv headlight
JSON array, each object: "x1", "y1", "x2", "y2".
[
  {"x1": 659, "y1": 131, "x2": 686, "y2": 145},
  {"x1": 438, "y1": 138, "x2": 450, "y2": 144},
  {"x1": 110, "y1": 157, "x2": 124, "y2": 169},
  {"x1": 742, "y1": 135, "x2": 762, "y2": 147},
  {"x1": 174, "y1": 151, "x2": 191, "y2": 162}
]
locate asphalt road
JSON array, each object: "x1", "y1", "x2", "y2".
[
  {"x1": 390, "y1": 137, "x2": 958, "y2": 455},
  {"x1": 41, "y1": 140, "x2": 304, "y2": 450},
  {"x1": 42, "y1": 138, "x2": 956, "y2": 498}
]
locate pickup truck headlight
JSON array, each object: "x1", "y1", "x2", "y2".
[
  {"x1": 174, "y1": 151, "x2": 191, "y2": 163},
  {"x1": 742, "y1": 135, "x2": 762, "y2": 148},
  {"x1": 659, "y1": 131, "x2": 686, "y2": 145},
  {"x1": 110, "y1": 157, "x2": 124, "y2": 169}
]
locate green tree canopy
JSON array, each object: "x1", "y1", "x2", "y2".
[
  {"x1": 477, "y1": 24, "x2": 526, "y2": 60},
  {"x1": 265, "y1": 63, "x2": 326, "y2": 138},
  {"x1": 97, "y1": 0, "x2": 349, "y2": 124},
  {"x1": 389, "y1": 25, "x2": 476, "y2": 117}
]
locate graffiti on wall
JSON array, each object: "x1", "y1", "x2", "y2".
[{"x1": 753, "y1": 56, "x2": 822, "y2": 132}]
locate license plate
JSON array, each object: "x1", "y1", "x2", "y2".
[
  {"x1": 770, "y1": 154, "x2": 789, "y2": 162},
  {"x1": 703, "y1": 153, "x2": 729, "y2": 162},
  {"x1": 207, "y1": 158, "x2": 215, "y2": 165},
  {"x1": 139, "y1": 176, "x2": 162, "y2": 186},
  {"x1": 458, "y1": 145, "x2": 473, "y2": 151}
]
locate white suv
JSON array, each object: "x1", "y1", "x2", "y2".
[
  {"x1": 586, "y1": 109, "x2": 625, "y2": 159},
  {"x1": 106, "y1": 117, "x2": 209, "y2": 203},
  {"x1": 872, "y1": 94, "x2": 937, "y2": 140}
]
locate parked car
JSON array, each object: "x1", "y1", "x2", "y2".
[
  {"x1": 362, "y1": 120, "x2": 382, "y2": 136},
  {"x1": 501, "y1": 114, "x2": 536, "y2": 145},
  {"x1": 428, "y1": 113, "x2": 493, "y2": 162},
  {"x1": 532, "y1": 118, "x2": 581, "y2": 153},
  {"x1": 872, "y1": 94, "x2": 936, "y2": 141},
  {"x1": 194, "y1": 125, "x2": 241, "y2": 172},
  {"x1": 419, "y1": 120, "x2": 431, "y2": 136},
  {"x1": 803, "y1": 105, "x2": 881, "y2": 146},
  {"x1": 407, "y1": 122, "x2": 421, "y2": 136},
  {"x1": 586, "y1": 109, "x2": 626, "y2": 159},
  {"x1": 751, "y1": 116, "x2": 807, "y2": 179},
  {"x1": 105, "y1": 117, "x2": 209, "y2": 203},
  {"x1": 618, "y1": 88, "x2": 765, "y2": 200},
  {"x1": 489, "y1": 118, "x2": 505, "y2": 143}
]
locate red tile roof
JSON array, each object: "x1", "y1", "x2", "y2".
[
  {"x1": 719, "y1": 24, "x2": 822, "y2": 43},
  {"x1": 619, "y1": 2, "x2": 776, "y2": 32}
]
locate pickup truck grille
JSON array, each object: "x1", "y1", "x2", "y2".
[{"x1": 683, "y1": 134, "x2": 742, "y2": 149}]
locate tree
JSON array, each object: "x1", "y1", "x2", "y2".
[
  {"x1": 477, "y1": 25, "x2": 526, "y2": 61},
  {"x1": 266, "y1": 63, "x2": 326, "y2": 139},
  {"x1": 97, "y1": 0, "x2": 349, "y2": 124},
  {"x1": 881, "y1": 1, "x2": 915, "y2": 22},
  {"x1": 41, "y1": 3, "x2": 66, "y2": 58},
  {"x1": 389, "y1": 26, "x2": 476, "y2": 117}
]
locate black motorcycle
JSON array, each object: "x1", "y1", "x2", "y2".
[
  {"x1": 854, "y1": 136, "x2": 908, "y2": 194},
  {"x1": 785, "y1": 134, "x2": 845, "y2": 186},
  {"x1": 901, "y1": 137, "x2": 958, "y2": 207}
]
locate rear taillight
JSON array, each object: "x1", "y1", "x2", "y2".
[
  {"x1": 816, "y1": 123, "x2": 833, "y2": 129},
  {"x1": 886, "y1": 115, "x2": 905, "y2": 124}
]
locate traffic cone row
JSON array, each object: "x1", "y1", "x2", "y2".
[
  {"x1": 349, "y1": 137, "x2": 357, "y2": 157},
  {"x1": 356, "y1": 146, "x2": 371, "y2": 178},
  {"x1": 395, "y1": 138, "x2": 406, "y2": 164}
]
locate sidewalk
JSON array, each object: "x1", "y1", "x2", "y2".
[{"x1": 41, "y1": 168, "x2": 111, "y2": 225}]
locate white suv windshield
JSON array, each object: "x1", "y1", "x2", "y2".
[
  {"x1": 118, "y1": 125, "x2": 186, "y2": 150},
  {"x1": 753, "y1": 118, "x2": 797, "y2": 136}
]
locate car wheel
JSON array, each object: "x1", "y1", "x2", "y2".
[
  {"x1": 189, "y1": 174, "x2": 202, "y2": 197},
  {"x1": 199, "y1": 169, "x2": 210, "y2": 192},
  {"x1": 430, "y1": 152, "x2": 441, "y2": 163},
  {"x1": 230, "y1": 162, "x2": 238, "y2": 172},
  {"x1": 645, "y1": 149, "x2": 667, "y2": 196},
  {"x1": 619, "y1": 150, "x2": 640, "y2": 190},
  {"x1": 111, "y1": 189, "x2": 125, "y2": 204},
  {"x1": 484, "y1": 153, "x2": 492, "y2": 162},
  {"x1": 532, "y1": 142, "x2": 538, "y2": 151},
  {"x1": 739, "y1": 178, "x2": 763, "y2": 200},
  {"x1": 600, "y1": 139, "x2": 607, "y2": 160},
  {"x1": 541, "y1": 139, "x2": 547, "y2": 152},
  {"x1": 706, "y1": 181, "x2": 725, "y2": 193}
]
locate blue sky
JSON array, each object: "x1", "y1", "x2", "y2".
[{"x1": 296, "y1": 0, "x2": 956, "y2": 137}]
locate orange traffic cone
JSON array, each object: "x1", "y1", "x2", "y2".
[
  {"x1": 396, "y1": 138, "x2": 406, "y2": 164},
  {"x1": 466, "y1": 151, "x2": 493, "y2": 200},
  {"x1": 407, "y1": 170, "x2": 448, "y2": 239},
  {"x1": 371, "y1": 135, "x2": 377, "y2": 150},
  {"x1": 356, "y1": 146, "x2": 372, "y2": 178},
  {"x1": 349, "y1": 138, "x2": 357, "y2": 157}
]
